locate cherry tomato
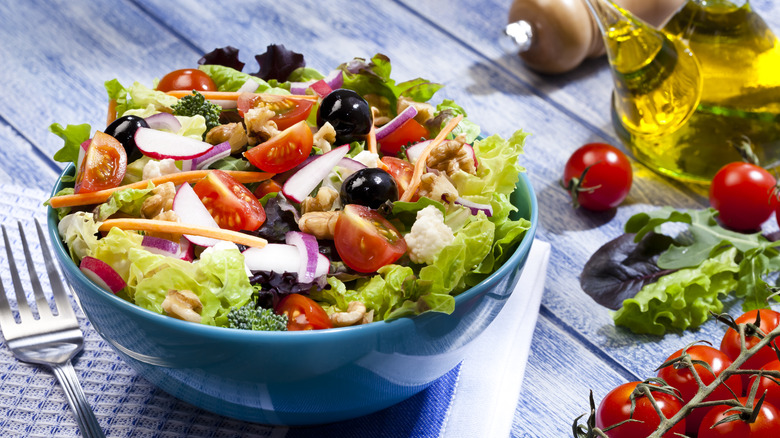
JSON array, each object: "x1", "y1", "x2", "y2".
[
  {"x1": 237, "y1": 94, "x2": 315, "y2": 130},
  {"x1": 252, "y1": 179, "x2": 283, "y2": 199},
  {"x1": 156, "y1": 68, "x2": 217, "y2": 92},
  {"x1": 748, "y1": 359, "x2": 780, "y2": 412},
  {"x1": 720, "y1": 309, "x2": 780, "y2": 388},
  {"x1": 275, "y1": 293, "x2": 333, "y2": 331},
  {"x1": 698, "y1": 396, "x2": 780, "y2": 437},
  {"x1": 657, "y1": 345, "x2": 743, "y2": 436},
  {"x1": 709, "y1": 162, "x2": 777, "y2": 231},
  {"x1": 192, "y1": 169, "x2": 266, "y2": 232},
  {"x1": 378, "y1": 118, "x2": 429, "y2": 155},
  {"x1": 562, "y1": 143, "x2": 633, "y2": 211},
  {"x1": 595, "y1": 381, "x2": 685, "y2": 438},
  {"x1": 74, "y1": 131, "x2": 127, "y2": 194},
  {"x1": 334, "y1": 204, "x2": 407, "y2": 273},
  {"x1": 381, "y1": 156, "x2": 415, "y2": 199},
  {"x1": 244, "y1": 120, "x2": 313, "y2": 173}
]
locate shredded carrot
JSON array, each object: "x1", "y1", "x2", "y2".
[
  {"x1": 48, "y1": 170, "x2": 273, "y2": 209},
  {"x1": 367, "y1": 124, "x2": 377, "y2": 155},
  {"x1": 107, "y1": 99, "x2": 118, "y2": 126},
  {"x1": 165, "y1": 90, "x2": 318, "y2": 101},
  {"x1": 98, "y1": 219, "x2": 267, "y2": 248},
  {"x1": 400, "y1": 114, "x2": 463, "y2": 202}
]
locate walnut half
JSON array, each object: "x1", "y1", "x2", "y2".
[
  {"x1": 298, "y1": 211, "x2": 339, "y2": 239},
  {"x1": 162, "y1": 290, "x2": 203, "y2": 323},
  {"x1": 330, "y1": 301, "x2": 374, "y2": 327}
]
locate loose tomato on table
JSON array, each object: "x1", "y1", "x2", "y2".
[
  {"x1": 244, "y1": 120, "x2": 313, "y2": 173},
  {"x1": 334, "y1": 204, "x2": 407, "y2": 273},
  {"x1": 156, "y1": 68, "x2": 217, "y2": 92},
  {"x1": 237, "y1": 93, "x2": 315, "y2": 130},
  {"x1": 657, "y1": 345, "x2": 743, "y2": 436},
  {"x1": 697, "y1": 396, "x2": 780, "y2": 437},
  {"x1": 192, "y1": 169, "x2": 266, "y2": 232},
  {"x1": 595, "y1": 381, "x2": 686, "y2": 438},
  {"x1": 275, "y1": 293, "x2": 332, "y2": 331},
  {"x1": 378, "y1": 118, "x2": 429, "y2": 155},
  {"x1": 709, "y1": 162, "x2": 777, "y2": 231},
  {"x1": 720, "y1": 308, "x2": 780, "y2": 388},
  {"x1": 74, "y1": 131, "x2": 127, "y2": 194},
  {"x1": 562, "y1": 142, "x2": 633, "y2": 211},
  {"x1": 381, "y1": 156, "x2": 414, "y2": 199}
]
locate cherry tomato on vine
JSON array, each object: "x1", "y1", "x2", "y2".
[
  {"x1": 562, "y1": 143, "x2": 632, "y2": 211},
  {"x1": 275, "y1": 293, "x2": 332, "y2": 331},
  {"x1": 697, "y1": 396, "x2": 780, "y2": 437},
  {"x1": 748, "y1": 359, "x2": 780, "y2": 412},
  {"x1": 156, "y1": 68, "x2": 217, "y2": 92},
  {"x1": 720, "y1": 309, "x2": 780, "y2": 388},
  {"x1": 709, "y1": 162, "x2": 777, "y2": 232},
  {"x1": 595, "y1": 381, "x2": 685, "y2": 438},
  {"x1": 657, "y1": 345, "x2": 743, "y2": 436}
]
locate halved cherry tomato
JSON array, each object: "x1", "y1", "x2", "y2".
[
  {"x1": 74, "y1": 131, "x2": 127, "y2": 194},
  {"x1": 244, "y1": 120, "x2": 313, "y2": 173},
  {"x1": 275, "y1": 293, "x2": 333, "y2": 331},
  {"x1": 253, "y1": 179, "x2": 283, "y2": 199},
  {"x1": 334, "y1": 204, "x2": 407, "y2": 273},
  {"x1": 192, "y1": 169, "x2": 266, "y2": 231},
  {"x1": 156, "y1": 69, "x2": 217, "y2": 92},
  {"x1": 237, "y1": 93, "x2": 315, "y2": 130},
  {"x1": 381, "y1": 156, "x2": 414, "y2": 199},
  {"x1": 378, "y1": 118, "x2": 429, "y2": 155}
]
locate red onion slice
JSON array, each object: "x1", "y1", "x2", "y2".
[
  {"x1": 144, "y1": 112, "x2": 182, "y2": 132},
  {"x1": 282, "y1": 145, "x2": 350, "y2": 203},
  {"x1": 285, "y1": 231, "x2": 319, "y2": 283},
  {"x1": 453, "y1": 197, "x2": 493, "y2": 217},
  {"x1": 289, "y1": 80, "x2": 314, "y2": 95},
  {"x1": 79, "y1": 256, "x2": 126, "y2": 293},
  {"x1": 323, "y1": 69, "x2": 343, "y2": 90},
  {"x1": 141, "y1": 235, "x2": 180, "y2": 256},
  {"x1": 376, "y1": 105, "x2": 418, "y2": 141},
  {"x1": 191, "y1": 141, "x2": 230, "y2": 169}
]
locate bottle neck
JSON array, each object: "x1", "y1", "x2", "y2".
[{"x1": 694, "y1": 0, "x2": 749, "y2": 7}]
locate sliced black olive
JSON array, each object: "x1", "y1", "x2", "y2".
[
  {"x1": 317, "y1": 89, "x2": 372, "y2": 145},
  {"x1": 104, "y1": 115, "x2": 148, "y2": 160},
  {"x1": 340, "y1": 168, "x2": 398, "y2": 209}
]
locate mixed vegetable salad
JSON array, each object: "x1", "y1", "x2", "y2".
[{"x1": 47, "y1": 45, "x2": 530, "y2": 331}]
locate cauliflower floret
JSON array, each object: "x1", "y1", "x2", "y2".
[
  {"x1": 404, "y1": 206, "x2": 454, "y2": 264},
  {"x1": 142, "y1": 158, "x2": 180, "y2": 180}
]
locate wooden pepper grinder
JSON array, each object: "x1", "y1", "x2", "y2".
[{"x1": 502, "y1": 0, "x2": 686, "y2": 74}]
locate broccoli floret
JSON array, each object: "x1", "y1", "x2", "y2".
[
  {"x1": 171, "y1": 90, "x2": 221, "y2": 134},
  {"x1": 226, "y1": 303, "x2": 288, "y2": 331}
]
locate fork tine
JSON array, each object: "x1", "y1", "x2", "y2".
[
  {"x1": 18, "y1": 221, "x2": 54, "y2": 320},
  {"x1": 34, "y1": 219, "x2": 75, "y2": 320},
  {"x1": 2, "y1": 224, "x2": 35, "y2": 322},
  {"x1": 0, "y1": 263, "x2": 15, "y2": 330}
]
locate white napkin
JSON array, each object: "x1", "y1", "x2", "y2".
[{"x1": 440, "y1": 240, "x2": 551, "y2": 438}]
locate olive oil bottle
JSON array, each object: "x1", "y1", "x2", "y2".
[{"x1": 586, "y1": 0, "x2": 780, "y2": 183}]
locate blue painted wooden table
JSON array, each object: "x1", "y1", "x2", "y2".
[{"x1": 2, "y1": 1, "x2": 779, "y2": 436}]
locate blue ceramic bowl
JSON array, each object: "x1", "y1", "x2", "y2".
[{"x1": 47, "y1": 165, "x2": 538, "y2": 426}]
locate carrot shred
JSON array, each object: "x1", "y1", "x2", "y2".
[
  {"x1": 107, "y1": 99, "x2": 118, "y2": 126},
  {"x1": 165, "y1": 90, "x2": 318, "y2": 101},
  {"x1": 367, "y1": 124, "x2": 377, "y2": 155},
  {"x1": 98, "y1": 219, "x2": 267, "y2": 248},
  {"x1": 48, "y1": 170, "x2": 273, "y2": 209},
  {"x1": 400, "y1": 114, "x2": 463, "y2": 202}
]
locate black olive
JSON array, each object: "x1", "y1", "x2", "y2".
[
  {"x1": 104, "y1": 115, "x2": 149, "y2": 160},
  {"x1": 340, "y1": 168, "x2": 398, "y2": 209},
  {"x1": 317, "y1": 89, "x2": 372, "y2": 145}
]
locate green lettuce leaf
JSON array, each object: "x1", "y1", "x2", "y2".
[
  {"x1": 198, "y1": 64, "x2": 283, "y2": 94},
  {"x1": 95, "y1": 184, "x2": 154, "y2": 221},
  {"x1": 612, "y1": 248, "x2": 739, "y2": 335},
  {"x1": 105, "y1": 79, "x2": 178, "y2": 117},
  {"x1": 49, "y1": 123, "x2": 91, "y2": 174},
  {"x1": 428, "y1": 100, "x2": 481, "y2": 143},
  {"x1": 57, "y1": 211, "x2": 101, "y2": 263}
]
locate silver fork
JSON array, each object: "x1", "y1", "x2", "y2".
[{"x1": 0, "y1": 219, "x2": 105, "y2": 438}]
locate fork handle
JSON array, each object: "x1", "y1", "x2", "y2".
[{"x1": 50, "y1": 361, "x2": 106, "y2": 438}]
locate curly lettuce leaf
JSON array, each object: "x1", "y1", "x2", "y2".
[
  {"x1": 105, "y1": 80, "x2": 178, "y2": 117},
  {"x1": 49, "y1": 122, "x2": 91, "y2": 175},
  {"x1": 427, "y1": 100, "x2": 481, "y2": 143},
  {"x1": 612, "y1": 248, "x2": 739, "y2": 335},
  {"x1": 57, "y1": 211, "x2": 101, "y2": 263},
  {"x1": 95, "y1": 184, "x2": 154, "y2": 221},
  {"x1": 197, "y1": 64, "x2": 281, "y2": 94}
]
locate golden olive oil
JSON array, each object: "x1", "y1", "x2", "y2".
[{"x1": 611, "y1": 0, "x2": 780, "y2": 183}]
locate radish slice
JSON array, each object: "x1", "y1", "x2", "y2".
[
  {"x1": 76, "y1": 139, "x2": 90, "y2": 173},
  {"x1": 172, "y1": 183, "x2": 222, "y2": 247},
  {"x1": 405, "y1": 140, "x2": 431, "y2": 164},
  {"x1": 309, "y1": 79, "x2": 332, "y2": 98},
  {"x1": 144, "y1": 113, "x2": 182, "y2": 132},
  {"x1": 243, "y1": 244, "x2": 329, "y2": 278},
  {"x1": 178, "y1": 237, "x2": 194, "y2": 261},
  {"x1": 135, "y1": 127, "x2": 214, "y2": 160},
  {"x1": 282, "y1": 145, "x2": 350, "y2": 203},
  {"x1": 453, "y1": 197, "x2": 493, "y2": 217},
  {"x1": 190, "y1": 141, "x2": 230, "y2": 169},
  {"x1": 80, "y1": 256, "x2": 126, "y2": 293},
  {"x1": 141, "y1": 235, "x2": 180, "y2": 256},
  {"x1": 376, "y1": 106, "x2": 418, "y2": 141},
  {"x1": 323, "y1": 69, "x2": 343, "y2": 90},
  {"x1": 285, "y1": 231, "x2": 319, "y2": 283},
  {"x1": 463, "y1": 144, "x2": 478, "y2": 169},
  {"x1": 337, "y1": 157, "x2": 366, "y2": 173},
  {"x1": 237, "y1": 79, "x2": 260, "y2": 94}
]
